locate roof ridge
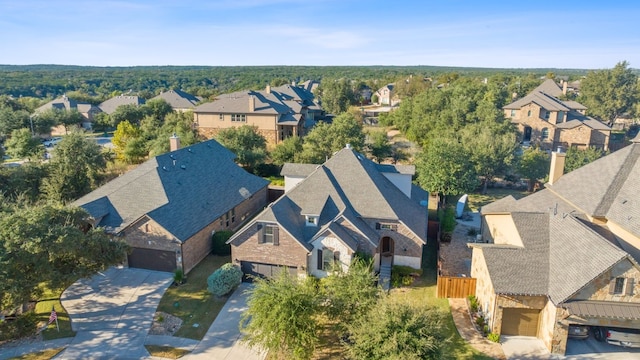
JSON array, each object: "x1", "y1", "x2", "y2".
[{"x1": 594, "y1": 145, "x2": 640, "y2": 215}]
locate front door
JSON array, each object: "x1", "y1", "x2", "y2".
[
  {"x1": 523, "y1": 126, "x2": 532, "y2": 142},
  {"x1": 380, "y1": 237, "x2": 394, "y2": 267}
]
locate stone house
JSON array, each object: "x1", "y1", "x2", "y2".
[
  {"x1": 470, "y1": 134, "x2": 640, "y2": 354},
  {"x1": 98, "y1": 95, "x2": 146, "y2": 114},
  {"x1": 227, "y1": 146, "x2": 429, "y2": 279},
  {"x1": 73, "y1": 137, "x2": 269, "y2": 273},
  {"x1": 193, "y1": 84, "x2": 322, "y2": 145},
  {"x1": 34, "y1": 95, "x2": 101, "y2": 133},
  {"x1": 504, "y1": 79, "x2": 611, "y2": 151}
]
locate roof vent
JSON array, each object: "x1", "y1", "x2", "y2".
[
  {"x1": 162, "y1": 166, "x2": 168, "y2": 171},
  {"x1": 345, "y1": 143, "x2": 351, "y2": 149},
  {"x1": 188, "y1": 148, "x2": 193, "y2": 153},
  {"x1": 181, "y1": 165, "x2": 186, "y2": 170}
]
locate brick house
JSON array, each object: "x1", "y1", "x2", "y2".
[
  {"x1": 504, "y1": 79, "x2": 611, "y2": 151},
  {"x1": 470, "y1": 134, "x2": 640, "y2": 354},
  {"x1": 374, "y1": 84, "x2": 397, "y2": 106},
  {"x1": 151, "y1": 89, "x2": 201, "y2": 112},
  {"x1": 34, "y1": 95, "x2": 101, "y2": 133},
  {"x1": 98, "y1": 95, "x2": 145, "y2": 114},
  {"x1": 73, "y1": 137, "x2": 269, "y2": 273},
  {"x1": 227, "y1": 146, "x2": 429, "y2": 280},
  {"x1": 193, "y1": 84, "x2": 323, "y2": 145}
]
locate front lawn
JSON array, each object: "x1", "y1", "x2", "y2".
[
  {"x1": 156, "y1": 254, "x2": 231, "y2": 340},
  {"x1": 7, "y1": 347, "x2": 65, "y2": 360},
  {"x1": 36, "y1": 283, "x2": 76, "y2": 340},
  {"x1": 466, "y1": 188, "x2": 528, "y2": 212}
]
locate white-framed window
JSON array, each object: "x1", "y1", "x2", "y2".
[
  {"x1": 510, "y1": 109, "x2": 516, "y2": 117},
  {"x1": 259, "y1": 224, "x2": 279, "y2": 245},
  {"x1": 231, "y1": 114, "x2": 246, "y2": 122},
  {"x1": 609, "y1": 277, "x2": 634, "y2": 295},
  {"x1": 556, "y1": 111, "x2": 564, "y2": 124},
  {"x1": 376, "y1": 222, "x2": 398, "y2": 231},
  {"x1": 541, "y1": 128, "x2": 549, "y2": 140},
  {"x1": 305, "y1": 215, "x2": 318, "y2": 227},
  {"x1": 219, "y1": 114, "x2": 224, "y2": 121},
  {"x1": 544, "y1": 111, "x2": 550, "y2": 120}
]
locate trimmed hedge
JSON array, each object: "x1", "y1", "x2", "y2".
[
  {"x1": 207, "y1": 263, "x2": 243, "y2": 297},
  {"x1": 211, "y1": 230, "x2": 233, "y2": 256}
]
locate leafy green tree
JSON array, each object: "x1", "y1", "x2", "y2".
[
  {"x1": 241, "y1": 270, "x2": 321, "y2": 360},
  {"x1": 367, "y1": 131, "x2": 392, "y2": 163},
  {"x1": 270, "y1": 135, "x2": 303, "y2": 165},
  {"x1": 5, "y1": 128, "x2": 43, "y2": 160},
  {"x1": 142, "y1": 98, "x2": 173, "y2": 121},
  {"x1": 415, "y1": 137, "x2": 479, "y2": 205},
  {"x1": 564, "y1": 147, "x2": 604, "y2": 173},
  {"x1": 110, "y1": 104, "x2": 145, "y2": 127},
  {"x1": 41, "y1": 131, "x2": 108, "y2": 203},
  {"x1": 0, "y1": 107, "x2": 31, "y2": 138},
  {"x1": 579, "y1": 61, "x2": 639, "y2": 123},
  {"x1": 0, "y1": 203, "x2": 129, "y2": 312},
  {"x1": 517, "y1": 147, "x2": 550, "y2": 192},
  {"x1": 146, "y1": 111, "x2": 199, "y2": 157},
  {"x1": 345, "y1": 300, "x2": 449, "y2": 360},
  {"x1": 36, "y1": 109, "x2": 84, "y2": 134},
  {"x1": 320, "y1": 258, "x2": 378, "y2": 330},
  {"x1": 460, "y1": 122, "x2": 518, "y2": 194},
  {"x1": 113, "y1": 120, "x2": 143, "y2": 163},
  {"x1": 300, "y1": 113, "x2": 365, "y2": 163},
  {"x1": 318, "y1": 78, "x2": 356, "y2": 115},
  {"x1": 0, "y1": 163, "x2": 48, "y2": 203},
  {"x1": 216, "y1": 125, "x2": 267, "y2": 172}
]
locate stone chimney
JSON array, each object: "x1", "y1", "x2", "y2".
[
  {"x1": 265, "y1": 85, "x2": 271, "y2": 94},
  {"x1": 549, "y1": 146, "x2": 566, "y2": 185},
  {"x1": 249, "y1": 95, "x2": 255, "y2": 112},
  {"x1": 562, "y1": 81, "x2": 568, "y2": 95},
  {"x1": 170, "y1": 133, "x2": 180, "y2": 152}
]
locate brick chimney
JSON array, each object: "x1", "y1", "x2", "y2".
[
  {"x1": 170, "y1": 133, "x2": 180, "y2": 152},
  {"x1": 249, "y1": 95, "x2": 255, "y2": 112},
  {"x1": 549, "y1": 146, "x2": 566, "y2": 185}
]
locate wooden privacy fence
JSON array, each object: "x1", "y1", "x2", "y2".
[{"x1": 437, "y1": 276, "x2": 476, "y2": 298}]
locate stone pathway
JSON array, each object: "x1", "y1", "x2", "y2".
[{"x1": 449, "y1": 298, "x2": 506, "y2": 360}]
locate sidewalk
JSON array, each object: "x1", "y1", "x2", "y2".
[
  {"x1": 0, "y1": 338, "x2": 73, "y2": 360},
  {"x1": 449, "y1": 298, "x2": 506, "y2": 360}
]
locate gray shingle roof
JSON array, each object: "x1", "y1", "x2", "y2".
[
  {"x1": 281, "y1": 163, "x2": 320, "y2": 177},
  {"x1": 35, "y1": 96, "x2": 99, "y2": 115},
  {"x1": 98, "y1": 95, "x2": 145, "y2": 114},
  {"x1": 532, "y1": 79, "x2": 563, "y2": 97},
  {"x1": 73, "y1": 139, "x2": 269, "y2": 242},
  {"x1": 479, "y1": 212, "x2": 628, "y2": 304},
  {"x1": 151, "y1": 90, "x2": 200, "y2": 110},
  {"x1": 230, "y1": 147, "x2": 427, "y2": 251}
]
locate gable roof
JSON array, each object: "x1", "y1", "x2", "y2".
[
  {"x1": 531, "y1": 79, "x2": 564, "y2": 97},
  {"x1": 73, "y1": 139, "x2": 269, "y2": 241},
  {"x1": 35, "y1": 95, "x2": 99, "y2": 115},
  {"x1": 151, "y1": 89, "x2": 200, "y2": 110},
  {"x1": 98, "y1": 95, "x2": 145, "y2": 114},
  {"x1": 230, "y1": 147, "x2": 427, "y2": 250},
  {"x1": 477, "y1": 212, "x2": 629, "y2": 304}
]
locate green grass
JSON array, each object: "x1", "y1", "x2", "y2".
[
  {"x1": 7, "y1": 347, "x2": 65, "y2": 360},
  {"x1": 265, "y1": 176, "x2": 284, "y2": 187},
  {"x1": 36, "y1": 284, "x2": 76, "y2": 340},
  {"x1": 156, "y1": 254, "x2": 231, "y2": 340},
  {"x1": 144, "y1": 345, "x2": 190, "y2": 359},
  {"x1": 466, "y1": 188, "x2": 528, "y2": 212}
]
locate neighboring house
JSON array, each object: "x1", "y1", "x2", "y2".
[
  {"x1": 358, "y1": 85, "x2": 373, "y2": 104},
  {"x1": 504, "y1": 79, "x2": 611, "y2": 151},
  {"x1": 34, "y1": 95, "x2": 100, "y2": 133},
  {"x1": 193, "y1": 84, "x2": 322, "y2": 145},
  {"x1": 470, "y1": 134, "x2": 640, "y2": 355},
  {"x1": 73, "y1": 137, "x2": 269, "y2": 274},
  {"x1": 227, "y1": 145, "x2": 429, "y2": 280},
  {"x1": 151, "y1": 89, "x2": 201, "y2": 112},
  {"x1": 374, "y1": 84, "x2": 397, "y2": 106},
  {"x1": 98, "y1": 95, "x2": 145, "y2": 114}
]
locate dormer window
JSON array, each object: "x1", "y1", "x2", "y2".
[{"x1": 306, "y1": 215, "x2": 318, "y2": 227}]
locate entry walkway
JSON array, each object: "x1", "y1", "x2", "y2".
[{"x1": 449, "y1": 298, "x2": 506, "y2": 359}]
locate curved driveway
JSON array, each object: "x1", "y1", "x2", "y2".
[{"x1": 58, "y1": 267, "x2": 173, "y2": 359}]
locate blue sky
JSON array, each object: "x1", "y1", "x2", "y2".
[{"x1": 1, "y1": 0, "x2": 639, "y2": 69}]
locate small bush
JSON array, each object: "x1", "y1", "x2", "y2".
[
  {"x1": 488, "y1": 332, "x2": 500, "y2": 343},
  {"x1": 211, "y1": 230, "x2": 233, "y2": 256},
  {"x1": 467, "y1": 295, "x2": 479, "y2": 313},
  {"x1": 466, "y1": 228, "x2": 478, "y2": 236},
  {"x1": 0, "y1": 312, "x2": 38, "y2": 341},
  {"x1": 439, "y1": 206, "x2": 456, "y2": 233},
  {"x1": 173, "y1": 268, "x2": 184, "y2": 284},
  {"x1": 207, "y1": 263, "x2": 243, "y2": 297},
  {"x1": 391, "y1": 265, "x2": 422, "y2": 287},
  {"x1": 353, "y1": 251, "x2": 372, "y2": 263},
  {"x1": 475, "y1": 316, "x2": 485, "y2": 328}
]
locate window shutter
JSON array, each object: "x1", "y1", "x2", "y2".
[
  {"x1": 317, "y1": 249, "x2": 323, "y2": 270},
  {"x1": 273, "y1": 227, "x2": 279, "y2": 246},
  {"x1": 608, "y1": 280, "x2": 616, "y2": 295},
  {"x1": 257, "y1": 224, "x2": 264, "y2": 244},
  {"x1": 626, "y1": 278, "x2": 635, "y2": 296}
]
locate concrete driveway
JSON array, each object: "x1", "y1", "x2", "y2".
[
  {"x1": 185, "y1": 282, "x2": 266, "y2": 360},
  {"x1": 501, "y1": 336, "x2": 560, "y2": 359},
  {"x1": 58, "y1": 267, "x2": 173, "y2": 359}
]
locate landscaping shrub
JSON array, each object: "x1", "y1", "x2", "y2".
[
  {"x1": 391, "y1": 265, "x2": 422, "y2": 287},
  {"x1": 488, "y1": 332, "x2": 500, "y2": 343},
  {"x1": 211, "y1": 230, "x2": 233, "y2": 256},
  {"x1": 467, "y1": 295, "x2": 479, "y2": 313},
  {"x1": 0, "y1": 312, "x2": 38, "y2": 341},
  {"x1": 207, "y1": 263, "x2": 243, "y2": 297},
  {"x1": 440, "y1": 206, "x2": 456, "y2": 233},
  {"x1": 475, "y1": 316, "x2": 485, "y2": 328},
  {"x1": 466, "y1": 228, "x2": 478, "y2": 236},
  {"x1": 173, "y1": 268, "x2": 185, "y2": 285}
]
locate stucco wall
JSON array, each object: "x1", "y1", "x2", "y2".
[
  {"x1": 484, "y1": 214, "x2": 523, "y2": 246},
  {"x1": 470, "y1": 247, "x2": 498, "y2": 330},
  {"x1": 607, "y1": 220, "x2": 640, "y2": 261}
]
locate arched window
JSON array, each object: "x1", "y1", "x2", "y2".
[{"x1": 541, "y1": 128, "x2": 549, "y2": 140}]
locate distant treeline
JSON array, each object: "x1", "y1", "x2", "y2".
[{"x1": 0, "y1": 64, "x2": 591, "y2": 100}]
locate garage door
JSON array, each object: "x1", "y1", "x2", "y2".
[
  {"x1": 128, "y1": 247, "x2": 176, "y2": 272},
  {"x1": 240, "y1": 261, "x2": 297, "y2": 281},
  {"x1": 501, "y1": 308, "x2": 541, "y2": 336}
]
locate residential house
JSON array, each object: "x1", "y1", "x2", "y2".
[
  {"x1": 151, "y1": 89, "x2": 201, "y2": 112},
  {"x1": 374, "y1": 84, "x2": 397, "y2": 106},
  {"x1": 193, "y1": 84, "x2": 322, "y2": 145},
  {"x1": 98, "y1": 95, "x2": 145, "y2": 114},
  {"x1": 34, "y1": 95, "x2": 101, "y2": 133},
  {"x1": 227, "y1": 145, "x2": 429, "y2": 280},
  {"x1": 470, "y1": 134, "x2": 640, "y2": 355},
  {"x1": 504, "y1": 79, "x2": 611, "y2": 151},
  {"x1": 73, "y1": 137, "x2": 269, "y2": 274}
]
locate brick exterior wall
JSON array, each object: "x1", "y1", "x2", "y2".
[
  {"x1": 555, "y1": 125, "x2": 610, "y2": 151},
  {"x1": 231, "y1": 224, "x2": 310, "y2": 272},
  {"x1": 124, "y1": 217, "x2": 181, "y2": 252}
]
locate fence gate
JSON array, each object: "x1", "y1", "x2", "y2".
[{"x1": 437, "y1": 276, "x2": 476, "y2": 298}]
